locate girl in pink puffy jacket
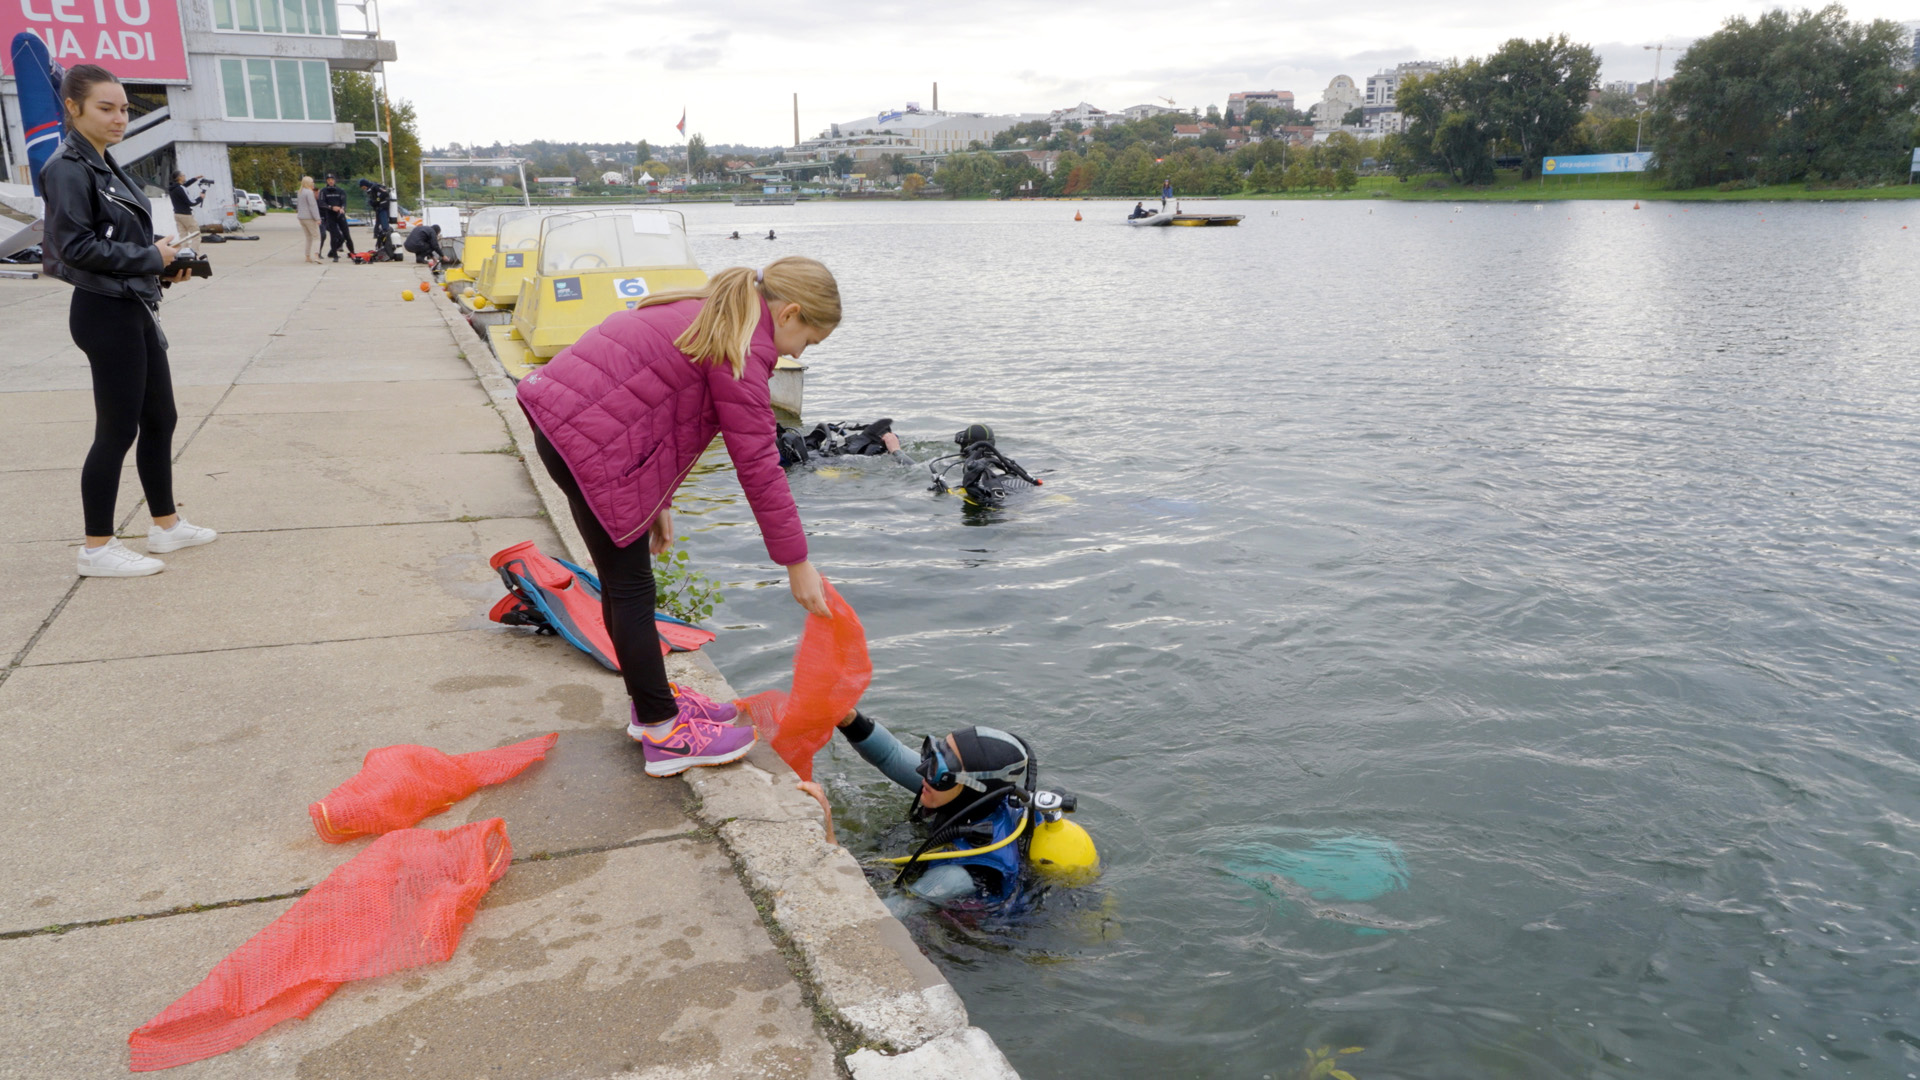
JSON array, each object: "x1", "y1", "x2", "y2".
[{"x1": 517, "y1": 257, "x2": 838, "y2": 777}]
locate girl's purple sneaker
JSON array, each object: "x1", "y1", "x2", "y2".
[
  {"x1": 626, "y1": 685, "x2": 738, "y2": 742},
  {"x1": 671, "y1": 682, "x2": 738, "y2": 724},
  {"x1": 637, "y1": 717, "x2": 756, "y2": 777}
]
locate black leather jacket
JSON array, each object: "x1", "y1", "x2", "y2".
[{"x1": 41, "y1": 133, "x2": 164, "y2": 303}]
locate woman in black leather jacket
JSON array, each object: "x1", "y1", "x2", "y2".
[{"x1": 41, "y1": 64, "x2": 216, "y2": 577}]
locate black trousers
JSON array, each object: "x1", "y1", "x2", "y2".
[
  {"x1": 324, "y1": 213, "x2": 354, "y2": 257},
  {"x1": 70, "y1": 289, "x2": 177, "y2": 537},
  {"x1": 532, "y1": 428, "x2": 676, "y2": 723}
]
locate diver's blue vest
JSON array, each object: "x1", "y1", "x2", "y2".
[{"x1": 939, "y1": 801, "x2": 1023, "y2": 899}]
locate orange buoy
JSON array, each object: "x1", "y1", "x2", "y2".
[
  {"x1": 1074, "y1": 211, "x2": 1082, "y2": 221},
  {"x1": 1632, "y1": 202, "x2": 1640, "y2": 209}
]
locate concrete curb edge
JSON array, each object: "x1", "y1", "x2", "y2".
[{"x1": 425, "y1": 290, "x2": 1020, "y2": 1079}]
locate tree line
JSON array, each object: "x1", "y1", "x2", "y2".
[
  {"x1": 1397, "y1": 5, "x2": 1917, "y2": 188},
  {"x1": 931, "y1": 3, "x2": 1917, "y2": 197}
]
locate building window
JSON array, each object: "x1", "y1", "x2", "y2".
[
  {"x1": 219, "y1": 57, "x2": 334, "y2": 121},
  {"x1": 213, "y1": 0, "x2": 340, "y2": 35}
]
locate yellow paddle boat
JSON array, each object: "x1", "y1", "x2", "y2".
[{"x1": 511, "y1": 208, "x2": 706, "y2": 361}]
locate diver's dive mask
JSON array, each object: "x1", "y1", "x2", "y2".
[{"x1": 916, "y1": 726, "x2": 1029, "y2": 793}]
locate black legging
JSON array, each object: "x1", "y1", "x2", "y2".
[
  {"x1": 532, "y1": 427, "x2": 676, "y2": 724},
  {"x1": 71, "y1": 289, "x2": 177, "y2": 537},
  {"x1": 324, "y1": 212, "x2": 354, "y2": 257}
]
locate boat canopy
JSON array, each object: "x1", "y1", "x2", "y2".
[
  {"x1": 538, "y1": 210, "x2": 695, "y2": 276},
  {"x1": 494, "y1": 209, "x2": 556, "y2": 252},
  {"x1": 493, "y1": 205, "x2": 624, "y2": 252},
  {"x1": 465, "y1": 206, "x2": 514, "y2": 238}
]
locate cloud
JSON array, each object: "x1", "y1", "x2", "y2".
[
  {"x1": 624, "y1": 29, "x2": 731, "y2": 70},
  {"x1": 381, "y1": 0, "x2": 1916, "y2": 147}
]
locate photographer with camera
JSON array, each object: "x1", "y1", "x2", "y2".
[
  {"x1": 42, "y1": 65, "x2": 217, "y2": 577},
  {"x1": 166, "y1": 170, "x2": 209, "y2": 242}
]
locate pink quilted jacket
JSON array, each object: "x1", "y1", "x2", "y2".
[{"x1": 516, "y1": 298, "x2": 807, "y2": 565}]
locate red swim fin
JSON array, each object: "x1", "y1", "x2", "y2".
[
  {"x1": 655, "y1": 614, "x2": 716, "y2": 654},
  {"x1": 488, "y1": 542, "x2": 620, "y2": 671}
]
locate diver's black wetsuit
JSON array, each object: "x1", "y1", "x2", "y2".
[
  {"x1": 839, "y1": 713, "x2": 997, "y2": 907},
  {"x1": 778, "y1": 418, "x2": 912, "y2": 468}
]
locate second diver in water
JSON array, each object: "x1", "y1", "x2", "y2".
[
  {"x1": 927, "y1": 423, "x2": 1041, "y2": 507},
  {"x1": 777, "y1": 417, "x2": 911, "y2": 467}
]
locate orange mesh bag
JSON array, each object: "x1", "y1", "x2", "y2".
[
  {"x1": 735, "y1": 580, "x2": 870, "y2": 782},
  {"x1": 128, "y1": 819, "x2": 512, "y2": 1071},
  {"x1": 308, "y1": 733, "x2": 557, "y2": 843}
]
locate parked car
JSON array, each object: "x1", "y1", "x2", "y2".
[{"x1": 233, "y1": 188, "x2": 267, "y2": 214}]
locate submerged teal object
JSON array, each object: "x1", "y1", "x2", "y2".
[{"x1": 1224, "y1": 834, "x2": 1410, "y2": 903}]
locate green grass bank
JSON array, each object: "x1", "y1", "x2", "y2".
[{"x1": 1224, "y1": 172, "x2": 1920, "y2": 202}]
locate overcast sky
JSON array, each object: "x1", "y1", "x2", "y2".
[{"x1": 379, "y1": 0, "x2": 1920, "y2": 149}]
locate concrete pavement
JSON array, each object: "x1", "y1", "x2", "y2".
[{"x1": 0, "y1": 213, "x2": 1013, "y2": 1078}]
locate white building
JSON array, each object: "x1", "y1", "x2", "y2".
[
  {"x1": 1313, "y1": 75, "x2": 1362, "y2": 129},
  {"x1": 811, "y1": 106, "x2": 1048, "y2": 156},
  {"x1": 1226, "y1": 90, "x2": 1295, "y2": 118},
  {"x1": 1363, "y1": 62, "x2": 1444, "y2": 110},
  {"x1": 2, "y1": 1, "x2": 396, "y2": 223},
  {"x1": 1121, "y1": 103, "x2": 1183, "y2": 121},
  {"x1": 1047, "y1": 101, "x2": 1118, "y2": 130},
  {"x1": 1351, "y1": 62, "x2": 1445, "y2": 135}
]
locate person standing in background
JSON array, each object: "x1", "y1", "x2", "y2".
[
  {"x1": 40, "y1": 64, "x2": 217, "y2": 577},
  {"x1": 294, "y1": 176, "x2": 321, "y2": 264},
  {"x1": 319, "y1": 173, "x2": 354, "y2": 261},
  {"x1": 357, "y1": 177, "x2": 391, "y2": 236},
  {"x1": 166, "y1": 170, "x2": 203, "y2": 241}
]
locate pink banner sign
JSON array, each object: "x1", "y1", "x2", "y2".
[{"x1": 3, "y1": 1, "x2": 189, "y2": 83}]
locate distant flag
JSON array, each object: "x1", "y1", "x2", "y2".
[{"x1": 676, "y1": 109, "x2": 686, "y2": 136}]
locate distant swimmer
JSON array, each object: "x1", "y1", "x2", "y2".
[
  {"x1": 767, "y1": 229, "x2": 777, "y2": 240},
  {"x1": 729, "y1": 230, "x2": 740, "y2": 239}
]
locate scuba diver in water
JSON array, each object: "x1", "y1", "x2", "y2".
[
  {"x1": 832, "y1": 709, "x2": 1096, "y2": 915},
  {"x1": 927, "y1": 423, "x2": 1042, "y2": 507},
  {"x1": 777, "y1": 417, "x2": 911, "y2": 468}
]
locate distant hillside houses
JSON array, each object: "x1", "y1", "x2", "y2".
[{"x1": 1227, "y1": 90, "x2": 1294, "y2": 117}]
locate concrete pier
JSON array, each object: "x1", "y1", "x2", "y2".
[{"x1": 0, "y1": 214, "x2": 1014, "y2": 1078}]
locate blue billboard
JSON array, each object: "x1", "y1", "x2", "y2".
[{"x1": 1541, "y1": 152, "x2": 1653, "y2": 175}]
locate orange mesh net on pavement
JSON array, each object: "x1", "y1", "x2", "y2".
[
  {"x1": 128, "y1": 819, "x2": 512, "y2": 1072},
  {"x1": 734, "y1": 580, "x2": 870, "y2": 782},
  {"x1": 308, "y1": 733, "x2": 557, "y2": 843}
]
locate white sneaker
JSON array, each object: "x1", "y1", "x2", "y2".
[
  {"x1": 147, "y1": 518, "x2": 218, "y2": 554},
  {"x1": 77, "y1": 539, "x2": 165, "y2": 578}
]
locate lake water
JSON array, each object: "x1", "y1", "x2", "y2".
[{"x1": 667, "y1": 199, "x2": 1920, "y2": 1078}]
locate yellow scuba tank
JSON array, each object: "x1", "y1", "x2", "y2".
[{"x1": 1026, "y1": 790, "x2": 1100, "y2": 886}]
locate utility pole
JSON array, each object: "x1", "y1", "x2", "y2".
[
  {"x1": 793, "y1": 93, "x2": 799, "y2": 147},
  {"x1": 1636, "y1": 43, "x2": 1667, "y2": 154},
  {"x1": 933, "y1": 82, "x2": 938, "y2": 111}
]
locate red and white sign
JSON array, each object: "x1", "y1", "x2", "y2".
[{"x1": 2, "y1": 1, "x2": 190, "y2": 83}]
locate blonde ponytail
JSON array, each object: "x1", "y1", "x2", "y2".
[{"x1": 632, "y1": 256, "x2": 842, "y2": 378}]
